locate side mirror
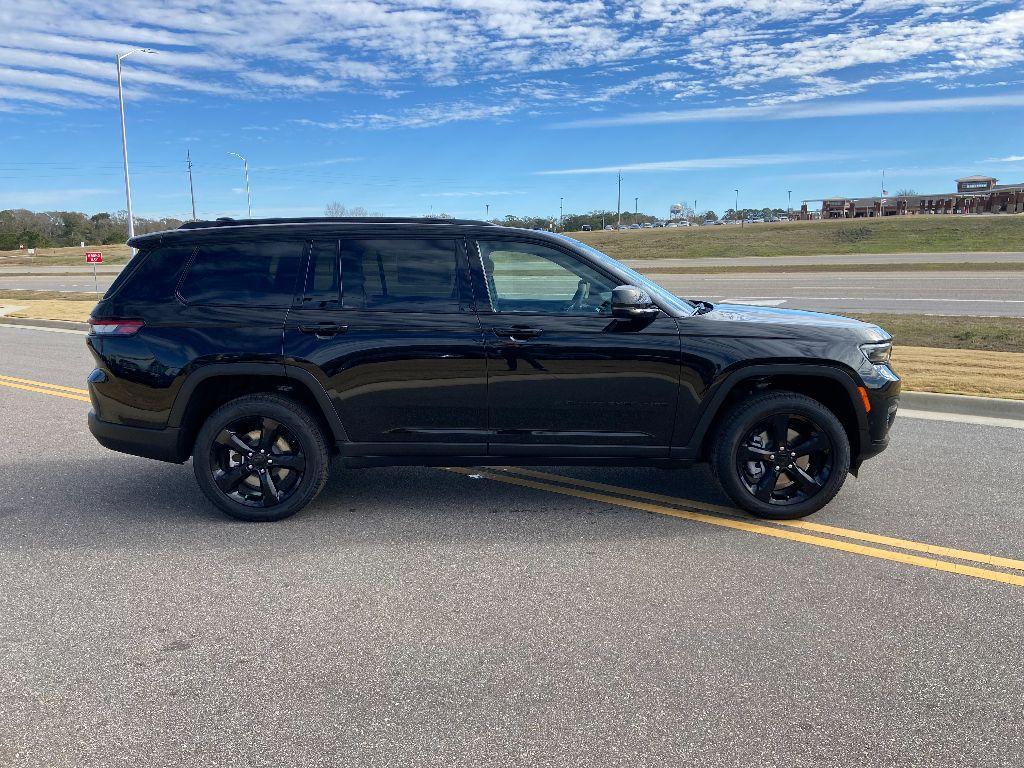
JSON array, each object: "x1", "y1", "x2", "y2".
[{"x1": 611, "y1": 285, "x2": 660, "y2": 320}]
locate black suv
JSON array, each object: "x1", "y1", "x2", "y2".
[{"x1": 87, "y1": 217, "x2": 900, "y2": 522}]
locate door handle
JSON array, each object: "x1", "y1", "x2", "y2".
[
  {"x1": 298, "y1": 322, "x2": 348, "y2": 338},
  {"x1": 492, "y1": 326, "x2": 543, "y2": 341}
]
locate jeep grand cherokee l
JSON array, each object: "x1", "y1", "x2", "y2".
[{"x1": 86, "y1": 217, "x2": 900, "y2": 522}]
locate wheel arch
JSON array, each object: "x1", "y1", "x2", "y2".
[
  {"x1": 168, "y1": 363, "x2": 348, "y2": 459},
  {"x1": 687, "y1": 363, "x2": 868, "y2": 464}
]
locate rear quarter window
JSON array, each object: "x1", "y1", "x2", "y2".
[
  {"x1": 105, "y1": 245, "x2": 195, "y2": 302},
  {"x1": 179, "y1": 240, "x2": 304, "y2": 306}
]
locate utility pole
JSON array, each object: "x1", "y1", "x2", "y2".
[
  {"x1": 616, "y1": 171, "x2": 622, "y2": 229},
  {"x1": 634, "y1": 196, "x2": 638, "y2": 225},
  {"x1": 694, "y1": 199, "x2": 698, "y2": 222},
  {"x1": 735, "y1": 189, "x2": 741, "y2": 228},
  {"x1": 228, "y1": 152, "x2": 252, "y2": 218},
  {"x1": 186, "y1": 149, "x2": 197, "y2": 220},
  {"x1": 559, "y1": 197, "x2": 563, "y2": 231},
  {"x1": 787, "y1": 190, "x2": 792, "y2": 219},
  {"x1": 116, "y1": 48, "x2": 156, "y2": 251}
]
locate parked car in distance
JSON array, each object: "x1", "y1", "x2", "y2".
[
  {"x1": 604, "y1": 225, "x2": 615, "y2": 230},
  {"x1": 87, "y1": 217, "x2": 899, "y2": 522},
  {"x1": 580, "y1": 224, "x2": 592, "y2": 231}
]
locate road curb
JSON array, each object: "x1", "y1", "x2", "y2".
[
  {"x1": 0, "y1": 316, "x2": 89, "y2": 331},
  {"x1": 901, "y1": 391, "x2": 1024, "y2": 420}
]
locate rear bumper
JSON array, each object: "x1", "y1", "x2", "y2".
[{"x1": 88, "y1": 411, "x2": 188, "y2": 463}]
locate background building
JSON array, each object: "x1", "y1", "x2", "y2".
[{"x1": 798, "y1": 176, "x2": 1024, "y2": 219}]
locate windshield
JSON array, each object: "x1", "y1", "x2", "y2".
[{"x1": 552, "y1": 234, "x2": 697, "y2": 316}]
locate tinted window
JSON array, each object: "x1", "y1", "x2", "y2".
[
  {"x1": 477, "y1": 240, "x2": 617, "y2": 314},
  {"x1": 179, "y1": 241, "x2": 303, "y2": 306},
  {"x1": 341, "y1": 239, "x2": 460, "y2": 312},
  {"x1": 107, "y1": 245, "x2": 195, "y2": 302},
  {"x1": 302, "y1": 240, "x2": 341, "y2": 308}
]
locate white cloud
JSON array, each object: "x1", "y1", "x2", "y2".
[
  {"x1": 1, "y1": 1, "x2": 1022, "y2": 130},
  {"x1": 555, "y1": 92, "x2": 1024, "y2": 128},
  {"x1": 535, "y1": 151, "x2": 875, "y2": 175}
]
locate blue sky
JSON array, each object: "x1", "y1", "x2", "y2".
[{"x1": 2, "y1": 1, "x2": 1024, "y2": 221}]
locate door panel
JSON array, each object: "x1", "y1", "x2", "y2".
[
  {"x1": 473, "y1": 238, "x2": 682, "y2": 454},
  {"x1": 283, "y1": 237, "x2": 488, "y2": 452}
]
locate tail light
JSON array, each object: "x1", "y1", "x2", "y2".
[{"x1": 88, "y1": 316, "x2": 145, "y2": 336}]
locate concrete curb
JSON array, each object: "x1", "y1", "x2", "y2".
[
  {"x1": 900, "y1": 391, "x2": 1024, "y2": 420},
  {"x1": 0, "y1": 316, "x2": 89, "y2": 331}
]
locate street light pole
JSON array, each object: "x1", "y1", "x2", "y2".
[
  {"x1": 229, "y1": 152, "x2": 252, "y2": 218},
  {"x1": 616, "y1": 171, "x2": 622, "y2": 229},
  {"x1": 116, "y1": 48, "x2": 156, "y2": 249},
  {"x1": 485, "y1": 203, "x2": 490, "y2": 218},
  {"x1": 187, "y1": 149, "x2": 197, "y2": 221},
  {"x1": 787, "y1": 190, "x2": 792, "y2": 219},
  {"x1": 634, "y1": 196, "x2": 638, "y2": 225},
  {"x1": 735, "y1": 189, "x2": 741, "y2": 228},
  {"x1": 559, "y1": 197, "x2": 563, "y2": 231}
]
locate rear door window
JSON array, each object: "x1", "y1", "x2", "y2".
[
  {"x1": 179, "y1": 240, "x2": 303, "y2": 306},
  {"x1": 340, "y1": 239, "x2": 462, "y2": 312}
]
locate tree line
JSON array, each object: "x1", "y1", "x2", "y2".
[{"x1": 0, "y1": 209, "x2": 183, "y2": 251}]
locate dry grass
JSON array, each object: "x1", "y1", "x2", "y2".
[
  {"x1": 892, "y1": 346, "x2": 1024, "y2": 400},
  {"x1": 2, "y1": 300, "x2": 94, "y2": 322}
]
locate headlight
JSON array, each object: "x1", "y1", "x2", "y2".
[{"x1": 860, "y1": 340, "x2": 892, "y2": 365}]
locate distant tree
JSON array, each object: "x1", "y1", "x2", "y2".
[
  {"x1": 325, "y1": 202, "x2": 382, "y2": 217},
  {"x1": 895, "y1": 188, "x2": 917, "y2": 197}
]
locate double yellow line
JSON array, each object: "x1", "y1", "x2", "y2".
[
  {"x1": 445, "y1": 466, "x2": 1024, "y2": 588},
  {"x1": 4, "y1": 369, "x2": 1022, "y2": 588},
  {"x1": 0, "y1": 374, "x2": 90, "y2": 403}
]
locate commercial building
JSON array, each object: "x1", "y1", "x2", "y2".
[{"x1": 798, "y1": 176, "x2": 1024, "y2": 219}]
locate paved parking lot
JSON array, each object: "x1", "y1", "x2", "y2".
[{"x1": 2, "y1": 324, "x2": 1023, "y2": 767}]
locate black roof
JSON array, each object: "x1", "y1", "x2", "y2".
[
  {"x1": 130, "y1": 216, "x2": 501, "y2": 247},
  {"x1": 177, "y1": 216, "x2": 496, "y2": 230}
]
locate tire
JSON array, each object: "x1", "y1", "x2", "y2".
[
  {"x1": 711, "y1": 391, "x2": 850, "y2": 520},
  {"x1": 193, "y1": 394, "x2": 330, "y2": 522}
]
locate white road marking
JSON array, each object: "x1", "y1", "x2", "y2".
[
  {"x1": 899, "y1": 409, "x2": 1024, "y2": 430},
  {"x1": 0, "y1": 323, "x2": 88, "y2": 336},
  {"x1": 720, "y1": 299, "x2": 788, "y2": 306}
]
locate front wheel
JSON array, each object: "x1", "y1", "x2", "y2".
[
  {"x1": 193, "y1": 394, "x2": 330, "y2": 522},
  {"x1": 711, "y1": 391, "x2": 850, "y2": 520}
]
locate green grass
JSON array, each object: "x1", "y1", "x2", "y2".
[
  {"x1": 572, "y1": 216, "x2": 1024, "y2": 260},
  {"x1": 852, "y1": 314, "x2": 1024, "y2": 353}
]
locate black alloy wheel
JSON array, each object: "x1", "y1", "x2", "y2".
[
  {"x1": 736, "y1": 412, "x2": 833, "y2": 507},
  {"x1": 193, "y1": 394, "x2": 330, "y2": 522},
  {"x1": 210, "y1": 415, "x2": 306, "y2": 508},
  {"x1": 712, "y1": 391, "x2": 850, "y2": 520}
]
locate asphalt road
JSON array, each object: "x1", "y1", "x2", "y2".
[
  {"x1": 2, "y1": 324, "x2": 1023, "y2": 767},
  {"x1": 656, "y1": 270, "x2": 1024, "y2": 317}
]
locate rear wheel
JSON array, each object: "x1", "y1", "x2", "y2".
[
  {"x1": 711, "y1": 391, "x2": 850, "y2": 520},
  {"x1": 193, "y1": 394, "x2": 330, "y2": 522}
]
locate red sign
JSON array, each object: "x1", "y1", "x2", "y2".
[{"x1": 85, "y1": 251, "x2": 103, "y2": 264}]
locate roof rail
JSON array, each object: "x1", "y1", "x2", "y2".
[{"x1": 178, "y1": 216, "x2": 497, "y2": 230}]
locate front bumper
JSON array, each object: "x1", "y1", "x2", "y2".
[{"x1": 88, "y1": 410, "x2": 188, "y2": 463}]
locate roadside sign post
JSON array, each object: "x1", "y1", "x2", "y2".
[{"x1": 85, "y1": 251, "x2": 103, "y2": 295}]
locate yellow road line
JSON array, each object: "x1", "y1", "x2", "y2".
[
  {"x1": 444, "y1": 468, "x2": 1024, "y2": 588},
  {"x1": 491, "y1": 466, "x2": 1024, "y2": 573},
  {"x1": 0, "y1": 374, "x2": 89, "y2": 396},
  {"x1": 0, "y1": 379, "x2": 91, "y2": 402}
]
